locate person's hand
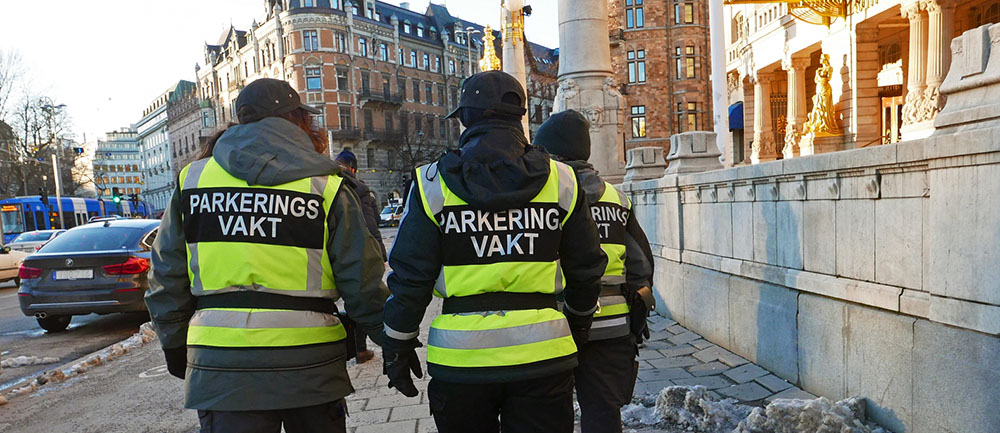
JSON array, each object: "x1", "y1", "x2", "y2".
[
  {"x1": 163, "y1": 347, "x2": 187, "y2": 379},
  {"x1": 383, "y1": 348, "x2": 423, "y2": 397},
  {"x1": 564, "y1": 311, "x2": 593, "y2": 348},
  {"x1": 628, "y1": 287, "x2": 653, "y2": 343}
]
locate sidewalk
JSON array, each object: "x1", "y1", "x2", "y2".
[{"x1": 0, "y1": 303, "x2": 814, "y2": 433}]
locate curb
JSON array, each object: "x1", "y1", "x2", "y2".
[{"x1": 0, "y1": 322, "x2": 158, "y2": 404}]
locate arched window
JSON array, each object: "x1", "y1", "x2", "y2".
[{"x1": 732, "y1": 13, "x2": 743, "y2": 43}]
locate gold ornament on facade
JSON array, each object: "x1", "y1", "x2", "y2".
[
  {"x1": 501, "y1": 0, "x2": 525, "y2": 46},
  {"x1": 803, "y1": 54, "x2": 841, "y2": 137},
  {"x1": 722, "y1": 0, "x2": 878, "y2": 27},
  {"x1": 479, "y1": 26, "x2": 502, "y2": 72}
]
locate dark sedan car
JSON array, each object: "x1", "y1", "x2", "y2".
[{"x1": 18, "y1": 219, "x2": 159, "y2": 332}]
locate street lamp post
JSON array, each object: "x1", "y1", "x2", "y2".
[{"x1": 464, "y1": 27, "x2": 481, "y2": 76}]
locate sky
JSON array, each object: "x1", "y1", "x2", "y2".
[{"x1": 0, "y1": 0, "x2": 559, "y2": 144}]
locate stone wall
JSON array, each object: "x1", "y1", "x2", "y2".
[{"x1": 621, "y1": 24, "x2": 1000, "y2": 433}]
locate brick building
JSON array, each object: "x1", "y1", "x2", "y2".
[
  {"x1": 196, "y1": 0, "x2": 557, "y2": 203},
  {"x1": 609, "y1": 0, "x2": 713, "y2": 155}
]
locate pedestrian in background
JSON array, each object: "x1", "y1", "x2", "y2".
[
  {"x1": 535, "y1": 110, "x2": 656, "y2": 433},
  {"x1": 335, "y1": 148, "x2": 385, "y2": 364},
  {"x1": 379, "y1": 71, "x2": 607, "y2": 433},
  {"x1": 145, "y1": 78, "x2": 389, "y2": 433}
]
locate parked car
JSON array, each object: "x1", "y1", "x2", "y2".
[
  {"x1": 0, "y1": 242, "x2": 29, "y2": 286},
  {"x1": 379, "y1": 204, "x2": 404, "y2": 227},
  {"x1": 7, "y1": 230, "x2": 66, "y2": 253},
  {"x1": 17, "y1": 219, "x2": 159, "y2": 332}
]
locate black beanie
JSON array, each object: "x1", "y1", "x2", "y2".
[
  {"x1": 534, "y1": 110, "x2": 591, "y2": 161},
  {"x1": 335, "y1": 149, "x2": 357, "y2": 170}
]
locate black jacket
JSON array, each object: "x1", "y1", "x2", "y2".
[
  {"x1": 341, "y1": 169, "x2": 387, "y2": 260},
  {"x1": 383, "y1": 120, "x2": 606, "y2": 383}
]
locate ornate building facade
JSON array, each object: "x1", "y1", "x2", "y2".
[
  {"x1": 723, "y1": 0, "x2": 998, "y2": 164},
  {"x1": 196, "y1": 0, "x2": 557, "y2": 203},
  {"x1": 609, "y1": 0, "x2": 714, "y2": 155},
  {"x1": 136, "y1": 80, "x2": 195, "y2": 212},
  {"x1": 166, "y1": 81, "x2": 216, "y2": 174}
]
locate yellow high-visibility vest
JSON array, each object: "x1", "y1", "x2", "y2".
[
  {"x1": 178, "y1": 157, "x2": 346, "y2": 348},
  {"x1": 590, "y1": 181, "x2": 632, "y2": 341},
  {"x1": 411, "y1": 159, "x2": 581, "y2": 369}
]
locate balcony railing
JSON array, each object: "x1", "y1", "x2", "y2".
[
  {"x1": 331, "y1": 128, "x2": 362, "y2": 141},
  {"x1": 365, "y1": 128, "x2": 404, "y2": 142},
  {"x1": 358, "y1": 89, "x2": 403, "y2": 107}
]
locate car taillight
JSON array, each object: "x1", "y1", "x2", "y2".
[
  {"x1": 103, "y1": 257, "x2": 150, "y2": 275},
  {"x1": 18, "y1": 264, "x2": 42, "y2": 279}
]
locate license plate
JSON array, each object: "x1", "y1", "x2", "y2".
[{"x1": 54, "y1": 269, "x2": 94, "y2": 280}]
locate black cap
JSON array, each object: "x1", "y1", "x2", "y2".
[
  {"x1": 334, "y1": 149, "x2": 357, "y2": 170},
  {"x1": 235, "y1": 78, "x2": 321, "y2": 124},
  {"x1": 446, "y1": 71, "x2": 527, "y2": 119}
]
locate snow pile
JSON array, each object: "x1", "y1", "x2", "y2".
[
  {"x1": 1, "y1": 355, "x2": 61, "y2": 368},
  {"x1": 735, "y1": 396, "x2": 888, "y2": 433},
  {"x1": 654, "y1": 385, "x2": 753, "y2": 432},
  {"x1": 0, "y1": 322, "x2": 158, "y2": 405}
]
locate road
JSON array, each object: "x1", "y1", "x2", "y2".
[{"x1": 0, "y1": 279, "x2": 150, "y2": 391}]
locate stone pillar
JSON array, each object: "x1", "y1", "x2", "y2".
[
  {"x1": 556, "y1": 0, "x2": 625, "y2": 182},
  {"x1": 902, "y1": 0, "x2": 927, "y2": 126},
  {"x1": 782, "y1": 58, "x2": 809, "y2": 159},
  {"x1": 923, "y1": 0, "x2": 955, "y2": 119},
  {"x1": 751, "y1": 73, "x2": 776, "y2": 164},
  {"x1": 502, "y1": 0, "x2": 530, "y2": 137},
  {"x1": 708, "y1": 0, "x2": 731, "y2": 165}
]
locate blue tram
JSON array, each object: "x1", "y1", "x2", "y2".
[{"x1": 0, "y1": 196, "x2": 153, "y2": 244}]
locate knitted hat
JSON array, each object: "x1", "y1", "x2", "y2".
[
  {"x1": 334, "y1": 149, "x2": 357, "y2": 170},
  {"x1": 534, "y1": 110, "x2": 591, "y2": 161}
]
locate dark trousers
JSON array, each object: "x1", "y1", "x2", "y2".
[
  {"x1": 575, "y1": 335, "x2": 638, "y2": 433},
  {"x1": 354, "y1": 324, "x2": 368, "y2": 352},
  {"x1": 428, "y1": 370, "x2": 575, "y2": 433},
  {"x1": 197, "y1": 400, "x2": 347, "y2": 433}
]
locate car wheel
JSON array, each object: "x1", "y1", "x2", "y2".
[{"x1": 37, "y1": 315, "x2": 72, "y2": 333}]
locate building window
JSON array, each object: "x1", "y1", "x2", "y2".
[
  {"x1": 425, "y1": 83, "x2": 433, "y2": 104},
  {"x1": 352, "y1": 3, "x2": 359, "y2": 15},
  {"x1": 361, "y1": 71, "x2": 371, "y2": 93},
  {"x1": 385, "y1": 112, "x2": 394, "y2": 131},
  {"x1": 687, "y1": 102, "x2": 698, "y2": 131},
  {"x1": 422, "y1": 53, "x2": 430, "y2": 70},
  {"x1": 414, "y1": 114, "x2": 423, "y2": 134},
  {"x1": 627, "y1": 49, "x2": 646, "y2": 84},
  {"x1": 675, "y1": 3, "x2": 695, "y2": 24},
  {"x1": 332, "y1": 0, "x2": 340, "y2": 9},
  {"x1": 631, "y1": 106, "x2": 646, "y2": 138},
  {"x1": 359, "y1": 37, "x2": 368, "y2": 56},
  {"x1": 409, "y1": 50, "x2": 417, "y2": 67},
  {"x1": 413, "y1": 80, "x2": 421, "y2": 103},
  {"x1": 437, "y1": 85, "x2": 445, "y2": 106},
  {"x1": 686, "y1": 45, "x2": 696, "y2": 78},
  {"x1": 417, "y1": 24, "x2": 425, "y2": 38},
  {"x1": 336, "y1": 32, "x2": 347, "y2": 53},
  {"x1": 303, "y1": 30, "x2": 319, "y2": 51},
  {"x1": 304, "y1": 0, "x2": 314, "y2": 6},
  {"x1": 336, "y1": 67, "x2": 349, "y2": 90},
  {"x1": 339, "y1": 107, "x2": 352, "y2": 129},
  {"x1": 439, "y1": 118, "x2": 447, "y2": 138},
  {"x1": 367, "y1": 147, "x2": 376, "y2": 168},
  {"x1": 404, "y1": 22, "x2": 411, "y2": 33},
  {"x1": 434, "y1": 56, "x2": 441, "y2": 72},
  {"x1": 306, "y1": 67, "x2": 322, "y2": 91},
  {"x1": 626, "y1": 0, "x2": 644, "y2": 29},
  {"x1": 398, "y1": 77, "x2": 407, "y2": 99},
  {"x1": 379, "y1": 43, "x2": 389, "y2": 61},
  {"x1": 366, "y1": 5, "x2": 374, "y2": 19},
  {"x1": 363, "y1": 109, "x2": 374, "y2": 132},
  {"x1": 449, "y1": 59, "x2": 456, "y2": 75}
]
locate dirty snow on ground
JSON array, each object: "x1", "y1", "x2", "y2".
[
  {"x1": 0, "y1": 355, "x2": 61, "y2": 368},
  {"x1": 0, "y1": 322, "x2": 157, "y2": 406},
  {"x1": 622, "y1": 385, "x2": 890, "y2": 433}
]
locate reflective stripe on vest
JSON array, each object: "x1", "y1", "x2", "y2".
[
  {"x1": 590, "y1": 182, "x2": 633, "y2": 340},
  {"x1": 413, "y1": 158, "x2": 579, "y2": 369},
  {"x1": 178, "y1": 158, "x2": 346, "y2": 348}
]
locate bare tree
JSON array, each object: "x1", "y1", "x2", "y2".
[
  {"x1": 374, "y1": 117, "x2": 450, "y2": 198},
  {"x1": 0, "y1": 50, "x2": 23, "y2": 121}
]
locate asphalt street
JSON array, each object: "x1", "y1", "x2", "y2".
[{"x1": 0, "y1": 280, "x2": 148, "y2": 390}]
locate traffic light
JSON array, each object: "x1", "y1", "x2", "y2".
[
  {"x1": 112, "y1": 187, "x2": 121, "y2": 203},
  {"x1": 73, "y1": 147, "x2": 84, "y2": 154},
  {"x1": 38, "y1": 187, "x2": 49, "y2": 206}
]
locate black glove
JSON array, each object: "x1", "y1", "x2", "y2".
[
  {"x1": 564, "y1": 311, "x2": 593, "y2": 348},
  {"x1": 163, "y1": 347, "x2": 187, "y2": 379},
  {"x1": 383, "y1": 347, "x2": 423, "y2": 397},
  {"x1": 627, "y1": 287, "x2": 653, "y2": 343}
]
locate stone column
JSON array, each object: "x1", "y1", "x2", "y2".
[
  {"x1": 751, "y1": 73, "x2": 776, "y2": 164},
  {"x1": 557, "y1": 0, "x2": 625, "y2": 182},
  {"x1": 901, "y1": 0, "x2": 927, "y2": 126},
  {"x1": 922, "y1": 0, "x2": 955, "y2": 119},
  {"x1": 503, "y1": 0, "x2": 530, "y2": 137},
  {"x1": 782, "y1": 58, "x2": 809, "y2": 159},
  {"x1": 708, "y1": 0, "x2": 731, "y2": 165}
]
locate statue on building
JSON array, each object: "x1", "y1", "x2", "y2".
[
  {"x1": 479, "y1": 26, "x2": 502, "y2": 72},
  {"x1": 803, "y1": 54, "x2": 841, "y2": 136}
]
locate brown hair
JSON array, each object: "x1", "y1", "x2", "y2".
[{"x1": 197, "y1": 108, "x2": 329, "y2": 159}]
